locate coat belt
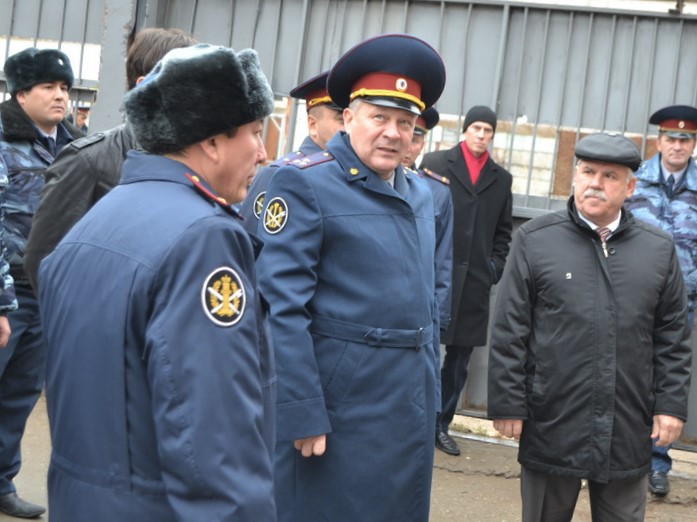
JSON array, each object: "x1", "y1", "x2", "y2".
[{"x1": 310, "y1": 315, "x2": 431, "y2": 350}]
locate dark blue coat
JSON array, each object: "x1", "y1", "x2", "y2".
[
  {"x1": 38, "y1": 152, "x2": 276, "y2": 521},
  {"x1": 257, "y1": 132, "x2": 439, "y2": 521},
  {"x1": 239, "y1": 135, "x2": 321, "y2": 234},
  {"x1": 415, "y1": 167, "x2": 454, "y2": 328}
]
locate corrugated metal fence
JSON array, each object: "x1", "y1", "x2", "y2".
[{"x1": 2, "y1": 0, "x2": 697, "y2": 442}]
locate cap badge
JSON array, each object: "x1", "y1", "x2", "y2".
[
  {"x1": 679, "y1": 120, "x2": 685, "y2": 129},
  {"x1": 201, "y1": 267, "x2": 246, "y2": 326},
  {"x1": 396, "y1": 78, "x2": 408, "y2": 92},
  {"x1": 252, "y1": 191, "x2": 266, "y2": 219},
  {"x1": 263, "y1": 196, "x2": 289, "y2": 234}
]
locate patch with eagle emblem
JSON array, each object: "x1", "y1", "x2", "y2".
[
  {"x1": 201, "y1": 267, "x2": 246, "y2": 326},
  {"x1": 263, "y1": 196, "x2": 288, "y2": 234},
  {"x1": 252, "y1": 191, "x2": 266, "y2": 219}
]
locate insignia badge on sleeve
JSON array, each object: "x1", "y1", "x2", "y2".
[
  {"x1": 263, "y1": 196, "x2": 288, "y2": 234},
  {"x1": 252, "y1": 191, "x2": 266, "y2": 219},
  {"x1": 201, "y1": 267, "x2": 246, "y2": 326}
]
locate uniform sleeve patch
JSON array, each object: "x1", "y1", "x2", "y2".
[
  {"x1": 201, "y1": 267, "x2": 246, "y2": 326},
  {"x1": 253, "y1": 191, "x2": 266, "y2": 219},
  {"x1": 263, "y1": 196, "x2": 289, "y2": 234}
]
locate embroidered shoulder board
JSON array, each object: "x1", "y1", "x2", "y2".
[
  {"x1": 422, "y1": 167, "x2": 450, "y2": 185},
  {"x1": 403, "y1": 166, "x2": 418, "y2": 177},
  {"x1": 185, "y1": 173, "x2": 236, "y2": 216},
  {"x1": 271, "y1": 150, "x2": 306, "y2": 167},
  {"x1": 290, "y1": 150, "x2": 334, "y2": 169},
  {"x1": 70, "y1": 132, "x2": 107, "y2": 150}
]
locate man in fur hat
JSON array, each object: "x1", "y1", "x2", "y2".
[
  {"x1": 0, "y1": 46, "x2": 83, "y2": 518},
  {"x1": 37, "y1": 44, "x2": 276, "y2": 521}
]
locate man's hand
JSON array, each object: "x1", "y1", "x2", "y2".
[
  {"x1": 0, "y1": 316, "x2": 11, "y2": 348},
  {"x1": 493, "y1": 419, "x2": 523, "y2": 441},
  {"x1": 294, "y1": 434, "x2": 327, "y2": 457},
  {"x1": 652, "y1": 414, "x2": 684, "y2": 446}
]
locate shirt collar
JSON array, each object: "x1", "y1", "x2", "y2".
[
  {"x1": 661, "y1": 162, "x2": 688, "y2": 184},
  {"x1": 577, "y1": 211, "x2": 621, "y2": 234}
]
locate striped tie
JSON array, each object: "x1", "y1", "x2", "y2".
[
  {"x1": 596, "y1": 226, "x2": 610, "y2": 257},
  {"x1": 596, "y1": 226, "x2": 611, "y2": 243}
]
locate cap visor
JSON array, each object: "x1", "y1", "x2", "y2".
[{"x1": 362, "y1": 97, "x2": 421, "y2": 115}]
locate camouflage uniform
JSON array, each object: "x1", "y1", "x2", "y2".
[
  {"x1": 0, "y1": 158, "x2": 16, "y2": 314},
  {"x1": 625, "y1": 153, "x2": 697, "y2": 314},
  {"x1": 0, "y1": 97, "x2": 81, "y2": 498}
]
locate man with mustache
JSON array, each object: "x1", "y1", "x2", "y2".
[
  {"x1": 0, "y1": 47, "x2": 83, "y2": 518},
  {"x1": 625, "y1": 104, "x2": 697, "y2": 497},
  {"x1": 256, "y1": 34, "x2": 446, "y2": 521},
  {"x1": 488, "y1": 133, "x2": 692, "y2": 522}
]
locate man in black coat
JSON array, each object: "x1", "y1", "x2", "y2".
[
  {"x1": 488, "y1": 133, "x2": 691, "y2": 521},
  {"x1": 420, "y1": 105, "x2": 512, "y2": 456}
]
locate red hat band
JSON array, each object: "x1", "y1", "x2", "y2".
[
  {"x1": 304, "y1": 87, "x2": 333, "y2": 108},
  {"x1": 659, "y1": 118, "x2": 697, "y2": 133},
  {"x1": 349, "y1": 72, "x2": 424, "y2": 111}
]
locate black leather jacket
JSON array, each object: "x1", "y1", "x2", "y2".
[{"x1": 24, "y1": 123, "x2": 137, "y2": 291}]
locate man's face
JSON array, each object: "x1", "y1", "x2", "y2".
[
  {"x1": 657, "y1": 133, "x2": 696, "y2": 172},
  {"x1": 213, "y1": 119, "x2": 267, "y2": 204},
  {"x1": 76, "y1": 111, "x2": 88, "y2": 127},
  {"x1": 344, "y1": 100, "x2": 417, "y2": 179},
  {"x1": 16, "y1": 81, "x2": 69, "y2": 133},
  {"x1": 308, "y1": 105, "x2": 345, "y2": 149},
  {"x1": 463, "y1": 121, "x2": 494, "y2": 157},
  {"x1": 573, "y1": 159, "x2": 636, "y2": 227},
  {"x1": 401, "y1": 132, "x2": 425, "y2": 168}
]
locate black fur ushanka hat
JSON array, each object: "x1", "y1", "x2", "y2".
[
  {"x1": 124, "y1": 44, "x2": 274, "y2": 155},
  {"x1": 4, "y1": 47, "x2": 74, "y2": 95}
]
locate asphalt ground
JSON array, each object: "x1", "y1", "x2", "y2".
[{"x1": 4, "y1": 400, "x2": 697, "y2": 521}]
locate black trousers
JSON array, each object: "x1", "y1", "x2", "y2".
[
  {"x1": 520, "y1": 465, "x2": 647, "y2": 522},
  {"x1": 437, "y1": 344, "x2": 474, "y2": 432}
]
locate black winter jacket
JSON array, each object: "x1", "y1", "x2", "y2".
[
  {"x1": 488, "y1": 198, "x2": 692, "y2": 483},
  {"x1": 24, "y1": 123, "x2": 137, "y2": 291}
]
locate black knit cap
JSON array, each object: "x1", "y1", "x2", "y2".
[
  {"x1": 4, "y1": 47, "x2": 74, "y2": 95},
  {"x1": 463, "y1": 105, "x2": 497, "y2": 134}
]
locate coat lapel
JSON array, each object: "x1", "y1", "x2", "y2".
[
  {"x1": 475, "y1": 159, "x2": 498, "y2": 193},
  {"x1": 447, "y1": 146, "x2": 476, "y2": 195}
]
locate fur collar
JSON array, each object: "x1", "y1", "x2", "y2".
[{"x1": 0, "y1": 98, "x2": 83, "y2": 143}]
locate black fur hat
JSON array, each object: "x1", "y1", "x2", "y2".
[
  {"x1": 4, "y1": 47, "x2": 74, "y2": 95},
  {"x1": 124, "y1": 44, "x2": 274, "y2": 155}
]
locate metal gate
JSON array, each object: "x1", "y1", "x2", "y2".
[{"x1": 2, "y1": 0, "x2": 697, "y2": 442}]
